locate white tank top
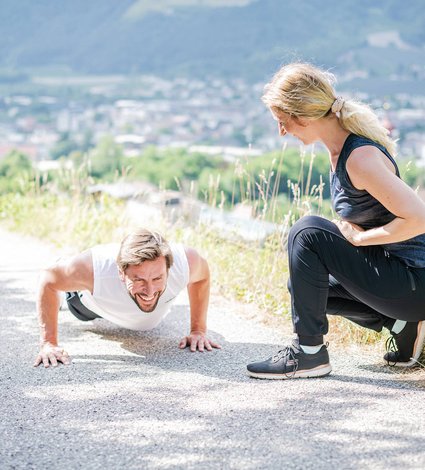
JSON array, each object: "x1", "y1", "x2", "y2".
[{"x1": 79, "y1": 242, "x2": 189, "y2": 330}]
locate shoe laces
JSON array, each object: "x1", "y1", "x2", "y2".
[
  {"x1": 271, "y1": 343, "x2": 299, "y2": 378},
  {"x1": 385, "y1": 334, "x2": 398, "y2": 366}
]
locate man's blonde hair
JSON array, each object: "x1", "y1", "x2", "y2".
[
  {"x1": 262, "y1": 62, "x2": 396, "y2": 155},
  {"x1": 117, "y1": 228, "x2": 173, "y2": 272}
]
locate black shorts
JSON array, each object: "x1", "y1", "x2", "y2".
[{"x1": 66, "y1": 292, "x2": 102, "y2": 322}]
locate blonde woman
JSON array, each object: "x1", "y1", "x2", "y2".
[{"x1": 247, "y1": 63, "x2": 425, "y2": 379}]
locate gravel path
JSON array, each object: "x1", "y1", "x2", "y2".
[{"x1": 1, "y1": 227, "x2": 425, "y2": 470}]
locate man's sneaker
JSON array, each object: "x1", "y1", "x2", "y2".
[
  {"x1": 384, "y1": 321, "x2": 425, "y2": 367},
  {"x1": 247, "y1": 339, "x2": 332, "y2": 379}
]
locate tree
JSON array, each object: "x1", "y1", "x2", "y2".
[
  {"x1": 50, "y1": 132, "x2": 79, "y2": 160},
  {"x1": 0, "y1": 149, "x2": 33, "y2": 193},
  {"x1": 0, "y1": 150, "x2": 32, "y2": 177},
  {"x1": 89, "y1": 136, "x2": 124, "y2": 179}
]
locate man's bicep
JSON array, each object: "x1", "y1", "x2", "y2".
[{"x1": 41, "y1": 250, "x2": 94, "y2": 293}]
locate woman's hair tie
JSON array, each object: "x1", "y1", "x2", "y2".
[{"x1": 331, "y1": 96, "x2": 345, "y2": 115}]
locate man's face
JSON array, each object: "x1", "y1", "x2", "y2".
[{"x1": 120, "y1": 257, "x2": 168, "y2": 313}]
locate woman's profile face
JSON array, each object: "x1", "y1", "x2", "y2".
[
  {"x1": 270, "y1": 107, "x2": 316, "y2": 145},
  {"x1": 270, "y1": 107, "x2": 292, "y2": 137}
]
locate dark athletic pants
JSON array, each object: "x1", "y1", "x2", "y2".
[{"x1": 288, "y1": 216, "x2": 425, "y2": 346}]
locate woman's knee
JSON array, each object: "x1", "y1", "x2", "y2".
[
  {"x1": 289, "y1": 216, "x2": 334, "y2": 239},
  {"x1": 290, "y1": 215, "x2": 330, "y2": 232},
  {"x1": 288, "y1": 215, "x2": 340, "y2": 253}
]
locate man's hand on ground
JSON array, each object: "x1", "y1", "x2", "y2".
[
  {"x1": 179, "y1": 331, "x2": 221, "y2": 352},
  {"x1": 33, "y1": 343, "x2": 71, "y2": 368}
]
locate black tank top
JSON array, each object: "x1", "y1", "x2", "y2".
[{"x1": 331, "y1": 134, "x2": 425, "y2": 268}]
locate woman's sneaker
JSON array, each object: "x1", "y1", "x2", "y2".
[
  {"x1": 384, "y1": 321, "x2": 425, "y2": 367},
  {"x1": 247, "y1": 339, "x2": 332, "y2": 379}
]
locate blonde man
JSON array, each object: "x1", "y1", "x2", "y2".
[{"x1": 34, "y1": 228, "x2": 220, "y2": 368}]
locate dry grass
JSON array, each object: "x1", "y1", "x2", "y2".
[
  {"x1": 0, "y1": 191, "x2": 127, "y2": 251},
  {"x1": 0, "y1": 149, "x2": 390, "y2": 348}
]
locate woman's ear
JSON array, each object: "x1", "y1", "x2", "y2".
[{"x1": 118, "y1": 269, "x2": 125, "y2": 282}]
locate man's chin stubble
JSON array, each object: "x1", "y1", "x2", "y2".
[{"x1": 132, "y1": 293, "x2": 161, "y2": 313}]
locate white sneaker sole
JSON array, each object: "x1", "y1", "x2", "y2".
[
  {"x1": 247, "y1": 363, "x2": 332, "y2": 380},
  {"x1": 390, "y1": 321, "x2": 425, "y2": 367}
]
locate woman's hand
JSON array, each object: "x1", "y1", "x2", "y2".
[{"x1": 333, "y1": 219, "x2": 365, "y2": 246}]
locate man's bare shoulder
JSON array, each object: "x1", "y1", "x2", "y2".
[
  {"x1": 42, "y1": 249, "x2": 94, "y2": 293},
  {"x1": 183, "y1": 246, "x2": 209, "y2": 283}
]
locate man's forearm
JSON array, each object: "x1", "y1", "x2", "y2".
[
  {"x1": 188, "y1": 278, "x2": 210, "y2": 333},
  {"x1": 37, "y1": 282, "x2": 60, "y2": 345}
]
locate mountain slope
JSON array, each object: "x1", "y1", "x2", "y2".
[{"x1": 0, "y1": 0, "x2": 423, "y2": 82}]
